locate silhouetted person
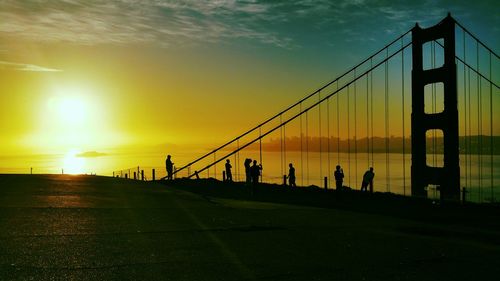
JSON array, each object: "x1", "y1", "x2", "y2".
[
  {"x1": 225, "y1": 159, "x2": 233, "y2": 182},
  {"x1": 361, "y1": 167, "x2": 375, "y2": 192},
  {"x1": 288, "y1": 163, "x2": 296, "y2": 187},
  {"x1": 165, "y1": 155, "x2": 173, "y2": 180},
  {"x1": 244, "y1": 158, "x2": 252, "y2": 184},
  {"x1": 250, "y1": 160, "x2": 262, "y2": 185},
  {"x1": 334, "y1": 165, "x2": 344, "y2": 190}
]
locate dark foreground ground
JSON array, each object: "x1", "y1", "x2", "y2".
[{"x1": 0, "y1": 175, "x2": 499, "y2": 281}]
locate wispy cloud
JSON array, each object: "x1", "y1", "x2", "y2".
[
  {"x1": 0, "y1": 0, "x2": 295, "y2": 48},
  {"x1": 0, "y1": 0, "x2": 496, "y2": 49},
  {"x1": 0, "y1": 61, "x2": 62, "y2": 72}
]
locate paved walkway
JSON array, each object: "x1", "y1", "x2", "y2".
[{"x1": 0, "y1": 175, "x2": 499, "y2": 280}]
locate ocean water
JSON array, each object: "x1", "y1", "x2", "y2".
[{"x1": 1, "y1": 151, "x2": 498, "y2": 203}]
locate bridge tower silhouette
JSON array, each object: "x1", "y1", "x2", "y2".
[{"x1": 411, "y1": 14, "x2": 460, "y2": 200}]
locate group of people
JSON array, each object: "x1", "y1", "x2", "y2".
[
  {"x1": 223, "y1": 158, "x2": 262, "y2": 185},
  {"x1": 166, "y1": 154, "x2": 374, "y2": 192},
  {"x1": 333, "y1": 165, "x2": 375, "y2": 192}
]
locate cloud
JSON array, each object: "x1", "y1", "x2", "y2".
[
  {"x1": 0, "y1": 61, "x2": 62, "y2": 72},
  {"x1": 0, "y1": 0, "x2": 496, "y2": 50},
  {"x1": 0, "y1": 0, "x2": 295, "y2": 48}
]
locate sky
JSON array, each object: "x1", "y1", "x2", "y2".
[{"x1": 0, "y1": 0, "x2": 498, "y2": 156}]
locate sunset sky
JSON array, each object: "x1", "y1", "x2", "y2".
[{"x1": 0, "y1": 0, "x2": 498, "y2": 156}]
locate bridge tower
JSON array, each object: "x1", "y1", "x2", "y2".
[{"x1": 411, "y1": 14, "x2": 460, "y2": 201}]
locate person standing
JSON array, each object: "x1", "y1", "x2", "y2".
[
  {"x1": 244, "y1": 158, "x2": 252, "y2": 184},
  {"x1": 250, "y1": 160, "x2": 262, "y2": 185},
  {"x1": 334, "y1": 165, "x2": 344, "y2": 190},
  {"x1": 225, "y1": 159, "x2": 233, "y2": 182},
  {"x1": 361, "y1": 167, "x2": 375, "y2": 192},
  {"x1": 288, "y1": 163, "x2": 296, "y2": 187},
  {"x1": 165, "y1": 155, "x2": 173, "y2": 180}
]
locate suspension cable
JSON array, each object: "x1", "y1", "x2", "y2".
[
  {"x1": 188, "y1": 42, "x2": 412, "y2": 178},
  {"x1": 173, "y1": 29, "x2": 414, "y2": 177},
  {"x1": 454, "y1": 18, "x2": 500, "y2": 59}
]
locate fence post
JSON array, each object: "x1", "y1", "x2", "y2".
[
  {"x1": 462, "y1": 187, "x2": 467, "y2": 204},
  {"x1": 223, "y1": 171, "x2": 226, "y2": 182},
  {"x1": 113, "y1": 171, "x2": 115, "y2": 177},
  {"x1": 125, "y1": 173, "x2": 128, "y2": 179},
  {"x1": 133, "y1": 172, "x2": 136, "y2": 180},
  {"x1": 324, "y1": 177, "x2": 328, "y2": 190},
  {"x1": 152, "y1": 169, "x2": 155, "y2": 181},
  {"x1": 141, "y1": 170, "x2": 144, "y2": 181},
  {"x1": 30, "y1": 167, "x2": 33, "y2": 175}
]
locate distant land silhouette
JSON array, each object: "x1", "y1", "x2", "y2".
[
  {"x1": 226, "y1": 135, "x2": 500, "y2": 155},
  {"x1": 76, "y1": 151, "x2": 108, "y2": 158}
]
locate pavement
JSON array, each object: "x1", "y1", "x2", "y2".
[{"x1": 0, "y1": 174, "x2": 499, "y2": 281}]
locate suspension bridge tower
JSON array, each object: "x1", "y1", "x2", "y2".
[{"x1": 411, "y1": 14, "x2": 460, "y2": 201}]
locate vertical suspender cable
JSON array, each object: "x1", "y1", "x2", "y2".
[
  {"x1": 468, "y1": 67, "x2": 472, "y2": 198},
  {"x1": 319, "y1": 91, "x2": 322, "y2": 183},
  {"x1": 236, "y1": 138, "x2": 240, "y2": 181},
  {"x1": 327, "y1": 98, "x2": 331, "y2": 188},
  {"x1": 259, "y1": 126, "x2": 263, "y2": 182},
  {"x1": 300, "y1": 103, "x2": 304, "y2": 186},
  {"x1": 489, "y1": 52, "x2": 493, "y2": 202},
  {"x1": 280, "y1": 115, "x2": 283, "y2": 179},
  {"x1": 477, "y1": 41, "x2": 482, "y2": 202},
  {"x1": 401, "y1": 39, "x2": 406, "y2": 196},
  {"x1": 306, "y1": 111, "x2": 310, "y2": 185},
  {"x1": 354, "y1": 69, "x2": 358, "y2": 189},
  {"x1": 367, "y1": 69, "x2": 370, "y2": 168},
  {"x1": 463, "y1": 29, "x2": 468, "y2": 193},
  {"x1": 337, "y1": 82, "x2": 340, "y2": 165},
  {"x1": 371, "y1": 58, "x2": 374, "y2": 167},
  {"x1": 385, "y1": 49, "x2": 390, "y2": 192},
  {"x1": 432, "y1": 42, "x2": 437, "y2": 172},
  {"x1": 347, "y1": 85, "x2": 351, "y2": 187},
  {"x1": 283, "y1": 123, "x2": 286, "y2": 181}
]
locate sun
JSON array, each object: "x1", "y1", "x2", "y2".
[
  {"x1": 62, "y1": 150, "x2": 85, "y2": 174},
  {"x1": 58, "y1": 97, "x2": 87, "y2": 125},
  {"x1": 47, "y1": 95, "x2": 88, "y2": 127}
]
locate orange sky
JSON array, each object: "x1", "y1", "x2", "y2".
[{"x1": 0, "y1": 1, "x2": 498, "y2": 157}]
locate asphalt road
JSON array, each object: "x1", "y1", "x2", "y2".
[{"x1": 0, "y1": 174, "x2": 499, "y2": 280}]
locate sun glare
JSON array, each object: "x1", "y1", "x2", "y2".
[
  {"x1": 62, "y1": 150, "x2": 85, "y2": 174},
  {"x1": 48, "y1": 95, "x2": 88, "y2": 127}
]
